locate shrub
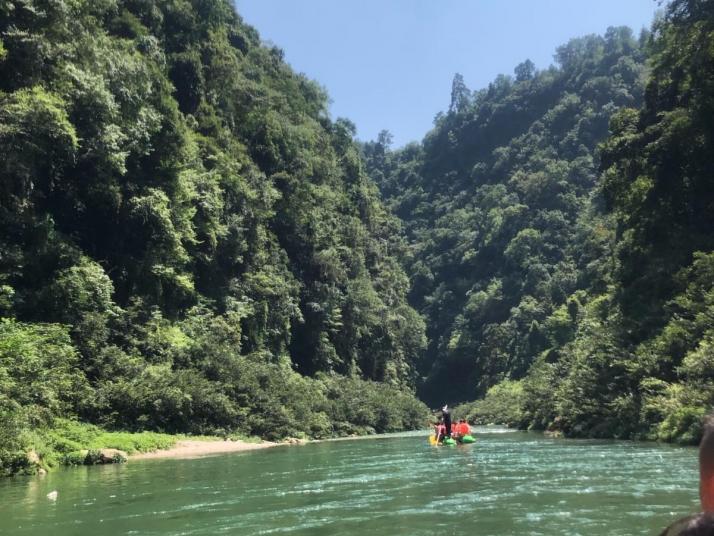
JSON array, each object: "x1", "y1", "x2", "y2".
[
  {"x1": 656, "y1": 406, "x2": 707, "y2": 445},
  {"x1": 457, "y1": 380, "x2": 526, "y2": 427}
]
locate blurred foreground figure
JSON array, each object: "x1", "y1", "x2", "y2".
[{"x1": 660, "y1": 416, "x2": 714, "y2": 535}]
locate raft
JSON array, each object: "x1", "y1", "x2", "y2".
[
  {"x1": 428, "y1": 436, "x2": 459, "y2": 446},
  {"x1": 459, "y1": 434, "x2": 475, "y2": 444}
]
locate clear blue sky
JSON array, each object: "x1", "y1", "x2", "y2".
[{"x1": 234, "y1": 0, "x2": 659, "y2": 147}]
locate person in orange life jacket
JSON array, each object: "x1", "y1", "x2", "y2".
[
  {"x1": 659, "y1": 414, "x2": 714, "y2": 535},
  {"x1": 442, "y1": 405, "x2": 452, "y2": 438},
  {"x1": 451, "y1": 419, "x2": 464, "y2": 439},
  {"x1": 451, "y1": 423, "x2": 461, "y2": 440},
  {"x1": 454, "y1": 419, "x2": 470, "y2": 437}
]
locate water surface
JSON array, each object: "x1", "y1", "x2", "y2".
[{"x1": 0, "y1": 428, "x2": 699, "y2": 535}]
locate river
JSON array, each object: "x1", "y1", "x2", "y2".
[{"x1": 0, "y1": 428, "x2": 699, "y2": 535}]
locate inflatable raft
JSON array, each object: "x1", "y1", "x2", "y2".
[{"x1": 428, "y1": 434, "x2": 474, "y2": 446}]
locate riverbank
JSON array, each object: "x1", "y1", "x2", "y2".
[
  {"x1": 7, "y1": 419, "x2": 287, "y2": 476},
  {"x1": 130, "y1": 438, "x2": 279, "y2": 460},
  {"x1": 11, "y1": 418, "x2": 401, "y2": 476}
]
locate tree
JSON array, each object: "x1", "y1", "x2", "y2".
[
  {"x1": 514, "y1": 59, "x2": 535, "y2": 81},
  {"x1": 449, "y1": 73, "x2": 471, "y2": 113}
]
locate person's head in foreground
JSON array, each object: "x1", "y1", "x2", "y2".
[{"x1": 660, "y1": 414, "x2": 714, "y2": 535}]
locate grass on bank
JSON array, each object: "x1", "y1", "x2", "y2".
[{"x1": 10, "y1": 419, "x2": 264, "y2": 475}]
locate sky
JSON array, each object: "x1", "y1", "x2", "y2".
[{"x1": 234, "y1": 0, "x2": 660, "y2": 147}]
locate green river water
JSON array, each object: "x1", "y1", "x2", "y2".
[{"x1": 0, "y1": 428, "x2": 700, "y2": 535}]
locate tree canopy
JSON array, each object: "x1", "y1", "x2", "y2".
[
  {"x1": 366, "y1": 25, "x2": 648, "y2": 405},
  {"x1": 0, "y1": 0, "x2": 428, "y2": 474},
  {"x1": 368, "y1": 0, "x2": 714, "y2": 444}
]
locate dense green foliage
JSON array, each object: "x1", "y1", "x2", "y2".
[
  {"x1": 2, "y1": 0, "x2": 711, "y2": 478},
  {"x1": 367, "y1": 26, "x2": 649, "y2": 404},
  {"x1": 453, "y1": 380, "x2": 525, "y2": 428},
  {"x1": 0, "y1": 0, "x2": 428, "y2": 474},
  {"x1": 552, "y1": 0, "x2": 714, "y2": 442},
  {"x1": 369, "y1": 0, "x2": 714, "y2": 444}
]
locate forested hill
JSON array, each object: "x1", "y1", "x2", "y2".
[
  {"x1": 365, "y1": 26, "x2": 649, "y2": 405},
  {"x1": 367, "y1": 0, "x2": 714, "y2": 444},
  {"x1": 0, "y1": 0, "x2": 429, "y2": 472}
]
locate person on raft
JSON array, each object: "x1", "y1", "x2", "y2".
[
  {"x1": 441, "y1": 405, "x2": 452, "y2": 438},
  {"x1": 453, "y1": 419, "x2": 470, "y2": 439},
  {"x1": 451, "y1": 419, "x2": 462, "y2": 440},
  {"x1": 660, "y1": 414, "x2": 714, "y2": 535}
]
